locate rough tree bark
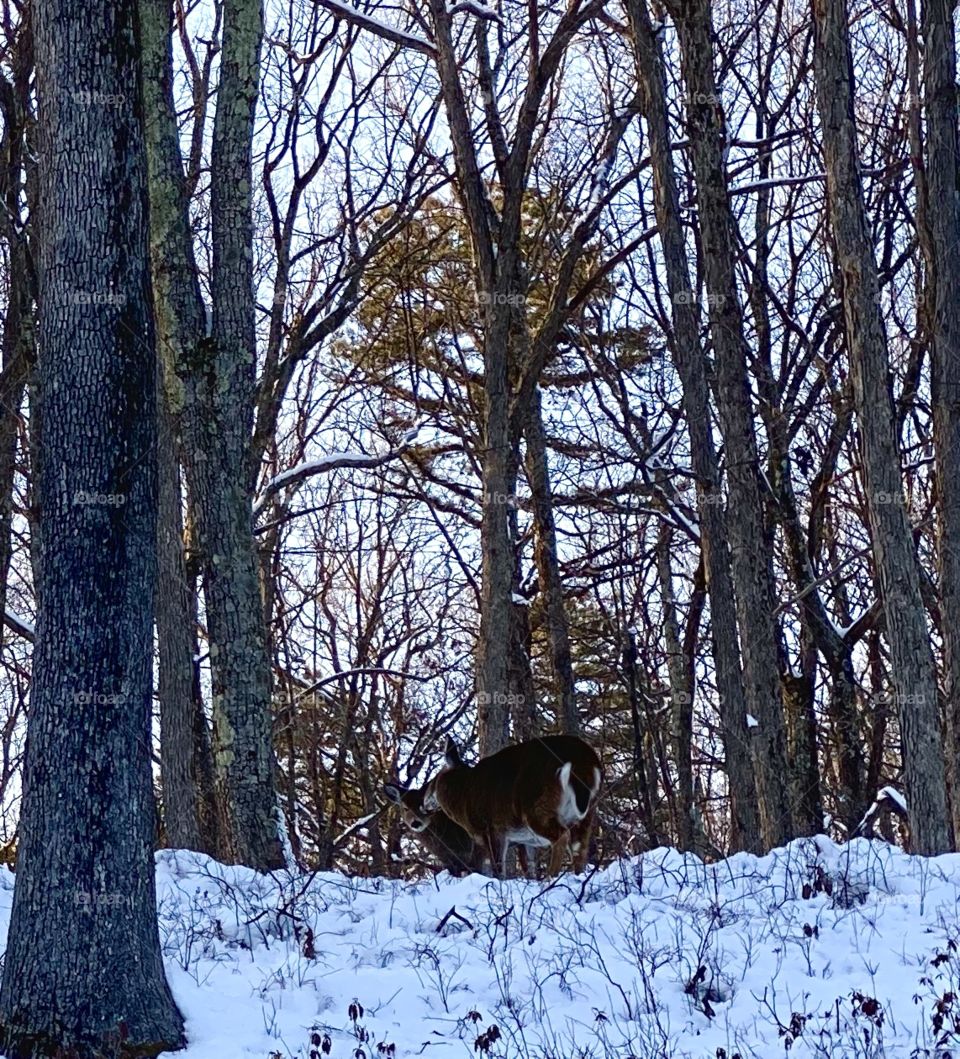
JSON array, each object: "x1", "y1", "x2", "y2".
[
  {"x1": 157, "y1": 389, "x2": 218, "y2": 854},
  {"x1": 424, "y1": 0, "x2": 613, "y2": 753},
  {"x1": 921, "y1": 0, "x2": 960, "y2": 843},
  {"x1": 661, "y1": 0, "x2": 794, "y2": 849},
  {"x1": 140, "y1": 0, "x2": 284, "y2": 868},
  {"x1": 626, "y1": 0, "x2": 761, "y2": 851},
  {"x1": 525, "y1": 386, "x2": 579, "y2": 734},
  {"x1": 812, "y1": 0, "x2": 951, "y2": 853},
  {"x1": 656, "y1": 523, "x2": 693, "y2": 849},
  {"x1": 0, "y1": 0, "x2": 186, "y2": 1050},
  {"x1": 0, "y1": 13, "x2": 34, "y2": 640}
]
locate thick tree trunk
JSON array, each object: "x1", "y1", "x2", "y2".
[
  {"x1": 199, "y1": 0, "x2": 284, "y2": 870},
  {"x1": 140, "y1": 0, "x2": 284, "y2": 869},
  {"x1": 475, "y1": 306, "x2": 518, "y2": 754},
  {"x1": 812, "y1": 0, "x2": 951, "y2": 853},
  {"x1": 0, "y1": 0, "x2": 186, "y2": 1050},
  {"x1": 626, "y1": 0, "x2": 761, "y2": 851},
  {"x1": 525, "y1": 386, "x2": 578, "y2": 734},
  {"x1": 664, "y1": 0, "x2": 794, "y2": 849},
  {"x1": 921, "y1": 0, "x2": 960, "y2": 844}
]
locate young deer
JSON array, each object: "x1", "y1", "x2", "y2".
[
  {"x1": 422, "y1": 734, "x2": 602, "y2": 878},
  {"x1": 383, "y1": 782, "x2": 487, "y2": 876}
]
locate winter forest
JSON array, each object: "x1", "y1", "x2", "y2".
[{"x1": 2, "y1": 0, "x2": 960, "y2": 1054}]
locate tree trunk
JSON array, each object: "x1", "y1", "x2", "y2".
[
  {"x1": 525, "y1": 386, "x2": 579, "y2": 734},
  {"x1": 157, "y1": 390, "x2": 218, "y2": 854},
  {"x1": 0, "y1": 250, "x2": 30, "y2": 635},
  {"x1": 664, "y1": 0, "x2": 794, "y2": 849},
  {"x1": 0, "y1": 22, "x2": 35, "y2": 640},
  {"x1": 812, "y1": 0, "x2": 951, "y2": 853},
  {"x1": 626, "y1": 0, "x2": 761, "y2": 851},
  {"x1": 921, "y1": 0, "x2": 960, "y2": 845},
  {"x1": 623, "y1": 628, "x2": 661, "y2": 846},
  {"x1": 140, "y1": 0, "x2": 284, "y2": 869},
  {"x1": 0, "y1": 0, "x2": 186, "y2": 1050},
  {"x1": 656, "y1": 523, "x2": 694, "y2": 849}
]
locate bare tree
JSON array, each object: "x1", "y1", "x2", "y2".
[
  {"x1": 660, "y1": 0, "x2": 795, "y2": 847},
  {"x1": 921, "y1": 0, "x2": 960, "y2": 842},
  {"x1": 626, "y1": 0, "x2": 762, "y2": 851},
  {"x1": 812, "y1": 0, "x2": 950, "y2": 853}
]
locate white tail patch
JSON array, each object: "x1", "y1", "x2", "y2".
[
  {"x1": 556, "y1": 761, "x2": 584, "y2": 826},
  {"x1": 426, "y1": 734, "x2": 603, "y2": 878}
]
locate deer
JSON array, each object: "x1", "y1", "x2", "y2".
[
  {"x1": 383, "y1": 781, "x2": 487, "y2": 876},
  {"x1": 421, "y1": 734, "x2": 603, "y2": 879}
]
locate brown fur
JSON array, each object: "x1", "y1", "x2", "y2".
[
  {"x1": 383, "y1": 782, "x2": 487, "y2": 875},
  {"x1": 423, "y1": 735, "x2": 603, "y2": 878}
]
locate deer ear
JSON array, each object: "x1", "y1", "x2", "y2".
[
  {"x1": 382, "y1": 783, "x2": 403, "y2": 804},
  {"x1": 444, "y1": 737, "x2": 463, "y2": 768}
]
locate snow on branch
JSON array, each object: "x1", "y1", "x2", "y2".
[
  {"x1": 317, "y1": 0, "x2": 437, "y2": 56},
  {"x1": 254, "y1": 426, "x2": 423, "y2": 519},
  {"x1": 448, "y1": 0, "x2": 504, "y2": 24},
  {"x1": 853, "y1": 786, "x2": 909, "y2": 840},
  {"x1": 4, "y1": 610, "x2": 34, "y2": 643}
]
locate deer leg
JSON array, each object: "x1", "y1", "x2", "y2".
[
  {"x1": 485, "y1": 830, "x2": 507, "y2": 879},
  {"x1": 569, "y1": 804, "x2": 598, "y2": 873},
  {"x1": 546, "y1": 831, "x2": 570, "y2": 875}
]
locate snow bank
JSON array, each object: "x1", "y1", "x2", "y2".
[{"x1": 3, "y1": 836, "x2": 960, "y2": 1056}]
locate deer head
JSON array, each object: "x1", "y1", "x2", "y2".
[
  {"x1": 422, "y1": 734, "x2": 602, "y2": 878},
  {"x1": 383, "y1": 781, "x2": 486, "y2": 876}
]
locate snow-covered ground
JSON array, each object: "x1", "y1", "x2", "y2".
[{"x1": 2, "y1": 836, "x2": 960, "y2": 1057}]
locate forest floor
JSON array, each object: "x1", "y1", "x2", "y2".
[{"x1": 3, "y1": 836, "x2": 959, "y2": 1057}]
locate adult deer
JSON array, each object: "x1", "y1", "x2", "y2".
[
  {"x1": 383, "y1": 782, "x2": 486, "y2": 876},
  {"x1": 422, "y1": 734, "x2": 602, "y2": 878}
]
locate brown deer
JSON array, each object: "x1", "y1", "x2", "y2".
[
  {"x1": 422, "y1": 734, "x2": 602, "y2": 878},
  {"x1": 383, "y1": 782, "x2": 487, "y2": 876}
]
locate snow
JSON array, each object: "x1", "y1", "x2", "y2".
[
  {"x1": 255, "y1": 426, "x2": 421, "y2": 517},
  {"x1": 746, "y1": 713, "x2": 760, "y2": 728},
  {"x1": 318, "y1": 0, "x2": 436, "y2": 54},
  {"x1": 1, "y1": 837, "x2": 956, "y2": 1056},
  {"x1": 266, "y1": 452, "x2": 384, "y2": 490},
  {"x1": 4, "y1": 610, "x2": 34, "y2": 641},
  {"x1": 879, "y1": 786, "x2": 908, "y2": 813},
  {"x1": 447, "y1": 0, "x2": 503, "y2": 22},
  {"x1": 856, "y1": 786, "x2": 910, "y2": 837}
]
